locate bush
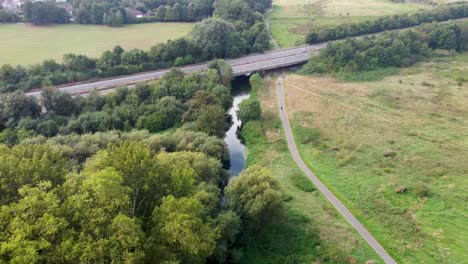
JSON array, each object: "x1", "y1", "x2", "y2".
[
  {"x1": 414, "y1": 182, "x2": 430, "y2": 197},
  {"x1": 296, "y1": 126, "x2": 321, "y2": 146},
  {"x1": 290, "y1": 174, "x2": 315, "y2": 192},
  {"x1": 237, "y1": 98, "x2": 262, "y2": 124}
]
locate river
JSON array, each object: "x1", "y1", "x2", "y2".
[{"x1": 224, "y1": 92, "x2": 250, "y2": 177}]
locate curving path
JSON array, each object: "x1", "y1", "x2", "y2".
[{"x1": 276, "y1": 74, "x2": 397, "y2": 264}]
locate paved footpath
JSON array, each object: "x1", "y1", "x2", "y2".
[{"x1": 276, "y1": 74, "x2": 397, "y2": 264}]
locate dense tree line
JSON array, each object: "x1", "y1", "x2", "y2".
[
  {"x1": 138, "y1": 0, "x2": 272, "y2": 22},
  {"x1": 0, "y1": 8, "x2": 19, "y2": 23},
  {"x1": 0, "y1": 0, "x2": 271, "y2": 93},
  {"x1": 72, "y1": 0, "x2": 130, "y2": 26},
  {"x1": 23, "y1": 0, "x2": 70, "y2": 25},
  {"x1": 138, "y1": 0, "x2": 215, "y2": 22},
  {"x1": 302, "y1": 22, "x2": 467, "y2": 74},
  {"x1": 305, "y1": 3, "x2": 468, "y2": 44},
  {"x1": 0, "y1": 62, "x2": 235, "y2": 144}
]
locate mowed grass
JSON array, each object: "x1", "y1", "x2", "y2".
[
  {"x1": 268, "y1": 0, "x2": 430, "y2": 47},
  {"x1": 0, "y1": 23, "x2": 193, "y2": 65},
  {"x1": 281, "y1": 53, "x2": 468, "y2": 263},
  {"x1": 240, "y1": 75, "x2": 381, "y2": 263}
]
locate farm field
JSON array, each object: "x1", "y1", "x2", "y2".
[
  {"x1": 268, "y1": 0, "x2": 431, "y2": 47},
  {"x1": 240, "y1": 76, "x2": 381, "y2": 263},
  {"x1": 277, "y1": 53, "x2": 468, "y2": 263},
  {"x1": 0, "y1": 22, "x2": 193, "y2": 65}
]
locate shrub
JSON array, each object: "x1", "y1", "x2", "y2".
[
  {"x1": 414, "y1": 182, "x2": 430, "y2": 197},
  {"x1": 296, "y1": 126, "x2": 321, "y2": 146},
  {"x1": 290, "y1": 174, "x2": 315, "y2": 192}
]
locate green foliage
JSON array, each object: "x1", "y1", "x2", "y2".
[
  {"x1": 237, "y1": 98, "x2": 262, "y2": 124},
  {"x1": 150, "y1": 195, "x2": 220, "y2": 263},
  {"x1": 249, "y1": 73, "x2": 264, "y2": 92},
  {"x1": 413, "y1": 181, "x2": 431, "y2": 198},
  {"x1": 208, "y1": 59, "x2": 234, "y2": 87},
  {"x1": 41, "y1": 87, "x2": 78, "y2": 116},
  {"x1": 0, "y1": 144, "x2": 67, "y2": 205},
  {"x1": 295, "y1": 125, "x2": 321, "y2": 146},
  {"x1": 0, "y1": 182, "x2": 67, "y2": 263},
  {"x1": 214, "y1": 210, "x2": 242, "y2": 262},
  {"x1": 333, "y1": 67, "x2": 400, "y2": 82},
  {"x1": 0, "y1": 9, "x2": 19, "y2": 23},
  {"x1": 1, "y1": 92, "x2": 41, "y2": 127},
  {"x1": 290, "y1": 174, "x2": 315, "y2": 192},
  {"x1": 226, "y1": 166, "x2": 284, "y2": 235},
  {"x1": 194, "y1": 104, "x2": 227, "y2": 137},
  {"x1": 302, "y1": 23, "x2": 467, "y2": 75},
  {"x1": 23, "y1": 0, "x2": 69, "y2": 25},
  {"x1": 0, "y1": 136, "x2": 250, "y2": 263},
  {"x1": 1, "y1": 67, "x2": 233, "y2": 140}
]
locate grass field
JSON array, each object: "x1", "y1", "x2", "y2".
[
  {"x1": 239, "y1": 75, "x2": 381, "y2": 263},
  {"x1": 268, "y1": 0, "x2": 431, "y2": 47},
  {"x1": 0, "y1": 23, "x2": 193, "y2": 65},
  {"x1": 276, "y1": 53, "x2": 468, "y2": 263}
]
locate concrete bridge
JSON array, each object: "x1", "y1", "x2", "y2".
[{"x1": 26, "y1": 42, "x2": 328, "y2": 97}]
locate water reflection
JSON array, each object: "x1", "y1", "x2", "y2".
[{"x1": 224, "y1": 92, "x2": 250, "y2": 177}]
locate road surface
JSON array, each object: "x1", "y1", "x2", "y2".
[{"x1": 276, "y1": 74, "x2": 397, "y2": 264}]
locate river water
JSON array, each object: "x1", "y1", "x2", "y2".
[{"x1": 224, "y1": 92, "x2": 250, "y2": 177}]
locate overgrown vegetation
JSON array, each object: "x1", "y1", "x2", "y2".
[
  {"x1": 282, "y1": 51, "x2": 468, "y2": 262},
  {"x1": 302, "y1": 22, "x2": 467, "y2": 75},
  {"x1": 238, "y1": 74, "x2": 380, "y2": 263}
]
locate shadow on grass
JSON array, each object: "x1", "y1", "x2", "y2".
[{"x1": 240, "y1": 208, "x2": 348, "y2": 264}]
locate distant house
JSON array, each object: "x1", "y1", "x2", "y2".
[{"x1": 125, "y1": 8, "x2": 144, "y2": 19}]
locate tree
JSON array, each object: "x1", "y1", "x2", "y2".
[
  {"x1": 191, "y1": 18, "x2": 247, "y2": 59},
  {"x1": 108, "y1": 214, "x2": 146, "y2": 263},
  {"x1": 213, "y1": 210, "x2": 241, "y2": 263},
  {"x1": 1, "y1": 92, "x2": 41, "y2": 128},
  {"x1": 104, "y1": 9, "x2": 125, "y2": 27},
  {"x1": 62, "y1": 168, "x2": 143, "y2": 263},
  {"x1": 194, "y1": 104, "x2": 227, "y2": 137},
  {"x1": 137, "y1": 113, "x2": 169, "y2": 132},
  {"x1": 0, "y1": 182, "x2": 68, "y2": 264},
  {"x1": 208, "y1": 59, "x2": 233, "y2": 86},
  {"x1": 184, "y1": 90, "x2": 222, "y2": 121},
  {"x1": 83, "y1": 142, "x2": 156, "y2": 217},
  {"x1": 155, "y1": 96, "x2": 185, "y2": 126},
  {"x1": 237, "y1": 98, "x2": 261, "y2": 124},
  {"x1": 149, "y1": 195, "x2": 219, "y2": 263},
  {"x1": 41, "y1": 87, "x2": 77, "y2": 116},
  {"x1": 23, "y1": 0, "x2": 33, "y2": 22},
  {"x1": 90, "y1": 2, "x2": 106, "y2": 24},
  {"x1": 225, "y1": 166, "x2": 283, "y2": 234},
  {"x1": 0, "y1": 9, "x2": 18, "y2": 23},
  {"x1": 24, "y1": 1, "x2": 69, "y2": 25},
  {"x1": 0, "y1": 144, "x2": 67, "y2": 205}
]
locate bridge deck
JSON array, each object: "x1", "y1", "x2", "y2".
[{"x1": 26, "y1": 43, "x2": 326, "y2": 97}]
